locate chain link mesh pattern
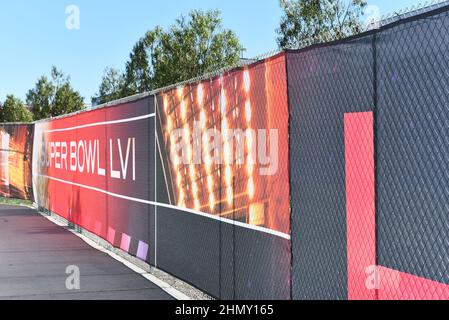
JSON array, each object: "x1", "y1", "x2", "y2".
[
  {"x1": 377, "y1": 7, "x2": 449, "y2": 293},
  {"x1": 2, "y1": 2, "x2": 449, "y2": 301},
  {"x1": 288, "y1": 38, "x2": 375, "y2": 300},
  {"x1": 289, "y1": 4, "x2": 449, "y2": 300},
  {"x1": 155, "y1": 54, "x2": 291, "y2": 299}
]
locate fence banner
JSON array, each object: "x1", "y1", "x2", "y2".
[
  {"x1": 30, "y1": 64, "x2": 291, "y2": 299},
  {"x1": 0, "y1": 124, "x2": 34, "y2": 201},
  {"x1": 287, "y1": 4, "x2": 449, "y2": 300},
  {"x1": 155, "y1": 53, "x2": 291, "y2": 299},
  {"x1": 287, "y1": 36, "x2": 375, "y2": 299},
  {"x1": 0, "y1": 3, "x2": 448, "y2": 301},
  {"x1": 375, "y1": 5, "x2": 449, "y2": 299},
  {"x1": 32, "y1": 97, "x2": 155, "y2": 261}
]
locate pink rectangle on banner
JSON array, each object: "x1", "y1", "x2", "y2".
[
  {"x1": 120, "y1": 233, "x2": 131, "y2": 252},
  {"x1": 377, "y1": 266, "x2": 449, "y2": 300},
  {"x1": 137, "y1": 241, "x2": 149, "y2": 261},
  {"x1": 344, "y1": 112, "x2": 376, "y2": 300},
  {"x1": 107, "y1": 227, "x2": 116, "y2": 244}
]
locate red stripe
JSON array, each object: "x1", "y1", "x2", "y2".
[
  {"x1": 377, "y1": 266, "x2": 449, "y2": 300},
  {"x1": 344, "y1": 112, "x2": 376, "y2": 300},
  {"x1": 345, "y1": 111, "x2": 449, "y2": 300}
]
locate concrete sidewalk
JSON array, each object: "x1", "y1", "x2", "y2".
[{"x1": 0, "y1": 204, "x2": 174, "y2": 300}]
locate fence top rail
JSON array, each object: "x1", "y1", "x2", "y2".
[
  {"x1": 285, "y1": 0, "x2": 449, "y2": 54},
  {"x1": 5, "y1": 0, "x2": 449, "y2": 126},
  {"x1": 377, "y1": 0, "x2": 449, "y2": 27}
]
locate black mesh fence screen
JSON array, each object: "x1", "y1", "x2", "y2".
[
  {"x1": 288, "y1": 3, "x2": 449, "y2": 300},
  {"x1": 287, "y1": 37, "x2": 375, "y2": 300},
  {"x1": 154, "y1": 54, "x2": 291, "y2": 300},
  {"x1": 376, "y1": 6, "x2": 449, "y2": 294}
]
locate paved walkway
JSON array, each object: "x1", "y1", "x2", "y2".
[{"x1": 0, "y1": 204, "x2": 174, "y2": 300}]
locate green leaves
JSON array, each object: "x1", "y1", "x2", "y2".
[
  {"x1": 122, "y1": 39, "x2": 153, "y2": 97},
  {"x1": 94, "y1": 68, "x2": 126, "y2": 105},
  {"x1": 53, "y1": 83, "x2": 84, "y2": 116},
  {"x1": 26, "y1": 76, "x2": 53, "y2": 120},
  {"x1": 0, "y1": 95, "x2": 33, "y2": 123},
  {"x1": 149, "y1": 9, "x2": 242, "y2": 89},
  {"x1": 26, "y1": 66, "x2": 84, "y2": 120},
  {"x1": 94, "y1": 9, "x2": 242, "y2": 105},
  {"x1": 277, "y1": 0, "x2": 367, "y2": 49}
]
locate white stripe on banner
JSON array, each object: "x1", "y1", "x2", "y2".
[
  {"x1": 34, "y1": 174, "x2": 291, "y2": 240},
  {"x1": 44, "y1": 114, "x2": 155, "y2": 133}
]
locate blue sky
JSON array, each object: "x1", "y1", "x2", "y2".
[{"x1": 0, "y1": 0, "x2": 427, "y2": 103}]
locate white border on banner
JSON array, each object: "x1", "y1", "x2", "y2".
[{"x1": 34, "y1": 174, "x2": 290, "y2": 241}]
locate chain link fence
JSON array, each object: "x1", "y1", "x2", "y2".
[
  {"x1": 1, "y1": 1, "x2": 449, "y2": 301},
  {"x1": 288, "y1": 3, "x2": 449, "y2": 300}
]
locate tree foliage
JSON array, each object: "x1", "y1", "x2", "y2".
[
  {"x1": 94, "y1": 9, "x2": 242, "y2": 104},
  {"x1": 27, "y1": 66, "x2": 84, "y2": 120},
  {"x1": 149, "y1": 10, "x2": 242, "y2": 89},
  {"x1": 0, "y1": 95, "x2": 33, "y2": 123},
  {"x1": 121, "y1": 39, "x2": 153, "y2": 97},
  {"x1": 94, "y1": 67, "x2": 126, "y2": 105},
  {"x1": 277, "y1": 0, "x2": 367, "y2": 49}
]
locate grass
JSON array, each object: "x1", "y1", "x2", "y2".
[{"x1": 0, "y1": 197, "x2": 33, "y2": 207}]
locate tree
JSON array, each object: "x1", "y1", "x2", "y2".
[
  {"x1": 276, "y1": 0, "x2": 367, "y2": 49},
  {"x1": 53, "y1": 82, "x2": 84, "y2": 116},
  {"x1": 26, "y1": 76, "x2": 53, "y2": 120},
  {"x1": 96, "y1": 9, "x2": 243, "y2": 101},
  {"x1": 27, "y1": 66, "x2": 84, "y2": 120},
  {"x1": 121, "y1": 38, "x2": 154, "y2": 97},
  {"x1": 148, "y1": 10, "x2": 242, "y2": 89},
  {"x1": 0, "y1": 95, "x2": 33, "y2": 123},
  {"x1": 93, "y1": 67, "x2": 126, "y2": 105}
]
